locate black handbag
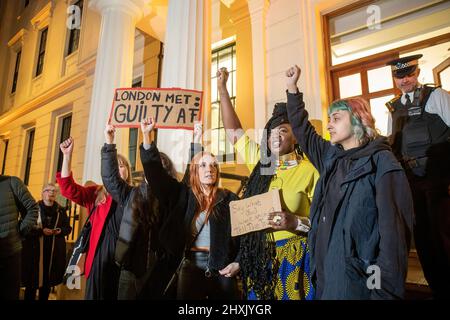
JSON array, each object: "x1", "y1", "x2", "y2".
[
  {"x1": 163, "y1": 218, "x2": 208, "y2": 296},
  {"x1": 64, "y1": 205, "x2": 96, "y2": 281}
]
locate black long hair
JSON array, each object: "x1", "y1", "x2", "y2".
[
  {"x1": 239, "y1": 102, "x2": 300, "y2": 299},
  {"x1": 132, "y1": 183, "x2": 159, "y2": 231},
  {"x1": 133, "y1": 152, "x2": 176, "y2": 230}
]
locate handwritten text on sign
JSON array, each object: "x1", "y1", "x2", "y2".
[
  {"x1": 109, "y1": 88, "x2": 203, "y2": 129},
  {"x1": 230, "y1": 190, "x2": 282, "y2": 237}
]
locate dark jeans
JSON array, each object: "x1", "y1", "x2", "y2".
[
  {"x1": 24, "y1": 286, "x2": 51, "y2": 301},
  {"x1": 0, "y1": 252, "x2": 21, "y2": 300},
  {"x1": 176, "y1": 251, "x2": 239, "y2": 300}
]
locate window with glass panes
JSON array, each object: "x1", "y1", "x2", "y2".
[
  {"x1": 56, "y1": 115, "x2": 72, "y2": 173},
  {"x1": 67, "y1": 0, "x2": 83, "y2": 56},
  {"x1": 323, "y1": 0, "x2": 450, "y2": 136},
  {"x1": 211, "y1": 43, "x2": 236, "y2": 162},
  {"x1": 128, "y1": 77, "x2": 142, "y2": 172},
  {"x1": 35, "y1": 27, "x2": 48, "y2": 77},
  {"x1": 11, "y1": 50, "x2": 21, "y2": 94},
  {"x1": 1, "y1": 139, "x2": 8, "y2": 175},
  {"x1": 24, "y1": 129, "x2": 35, "y2": 185}
]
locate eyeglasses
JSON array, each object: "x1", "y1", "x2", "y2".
[{"x1": 43, "y1": 189, "x2": 56, "y2": 193}]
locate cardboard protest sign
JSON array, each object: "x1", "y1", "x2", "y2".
[
  {"x1": 108, "y1": 88, "x2": 203, "y2": 129},
  {"x1": 230, "y1": 189, "x2": 282, "y2": 237}
]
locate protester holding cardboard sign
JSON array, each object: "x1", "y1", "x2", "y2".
[
  {"x1": 217, "y1": 67, "x2": 320, "y2": 301},
  {"x1": 229, "y1": 190, "x2": 282, "y2": 237},
  {"x1": 139, "y1": 117, "x2": 241, "y2": 300},
  {"x1": 100, "y1": 124, "x2": 183, "y2": 300}
]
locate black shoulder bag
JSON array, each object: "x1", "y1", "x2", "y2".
[
  {"x1": 64, "y1": 205, "x2": 97, "y2": 282},
  {"x1": 163, "y1": 217, "x2": 208, "y2": 296}
]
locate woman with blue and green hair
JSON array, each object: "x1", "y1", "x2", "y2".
[{"x1": 285, "y1": 65, "x2": 414, "y2": 299}]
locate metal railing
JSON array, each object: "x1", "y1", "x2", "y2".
[{"x1": 63, "y1": 199, "x2": 82, "y2": 243}]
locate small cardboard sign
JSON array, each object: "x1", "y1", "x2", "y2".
[
  {"x1": 230, "y1": 190, "x2": 282, "y2": 237},
  {"x1": 108, "y1": 88, "x2": 203, "y2": 129}
]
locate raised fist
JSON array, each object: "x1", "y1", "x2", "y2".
[
  {"x1": 285, "y1": 65, "x2": 301, "y2": 90},
  {"x1": 217, "y1": 67, "x2": 229, "y2": 91},
  {"x1": 60, "y1": 137, "x2": 74, "y2": 156}
]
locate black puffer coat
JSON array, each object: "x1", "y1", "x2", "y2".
[
  {"x1": 101, "y1": 143, "x2": 183, "y2": 298},
  {"x1": 0, "y1": 175, "x2": 38, "y2": 259},
  {"x1": 140, "y1": 143, "x2": 240, "y2": 273}
]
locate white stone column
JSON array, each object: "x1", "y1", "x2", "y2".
[
  {"x1": 157, "y1": 0, "x2": 210, "y2": 173},
  {"x1": 248, "y1": 0, "x2": 270, "y2": 130},
  {"x1": 298, "y1": 0, "x2": 322, "y2": 121},
  {"x1": 83, "y1": 0, "x2": 150, "y2": 183}
]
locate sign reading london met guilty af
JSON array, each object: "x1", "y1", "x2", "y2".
[{"x1": 108, "y1": 87, "x2": 203, "y2": 129}]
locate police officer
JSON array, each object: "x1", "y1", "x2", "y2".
[{"x1": 386, "y1": 54, "x2": 450, "y2": 299}]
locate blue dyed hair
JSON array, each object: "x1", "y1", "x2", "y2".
[{"x1": 328, "y1": 98, "x2": 378, "y2": 144}]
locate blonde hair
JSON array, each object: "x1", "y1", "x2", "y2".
[
  {"x1": 94, "y1": 185, "x2": 108, "y2": 206},
  {"x1": 42, "y1": 182, "x2": 56, "y2": 192},
  {"x1": 86, "y1": 154, "x2": 131, "y2": 206},
  {"x1": 84, "y1": 180, "x2": 107, "y2": 206},
  {"x1": 117, "y1": 153, "x2": 132, "y2": 185}
]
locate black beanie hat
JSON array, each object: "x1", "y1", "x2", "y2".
[{"x1": 265, "y1": 102, "x2": 289, "y2": 130}]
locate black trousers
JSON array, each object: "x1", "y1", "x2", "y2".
[
  {"x1": 176, "y1": 251, "x2": 239, "y2": 300},
  {"x1": 118, "y1": 268, "x2": 154, "y2": 300},
  {"x1": 24, "y1": 286, "x2": 51, "y2": 301},
  {"x1": 0, "y1": 251, "x2": 21, "y2": 300},
  {"x1": 410, "y1": 175, "x2": 450, "y2": 299}
]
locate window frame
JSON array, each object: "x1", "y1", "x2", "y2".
[
  {"x1": 35, "y1": 27, "x2": 48, "y2": 77},
  {"x1": 55, "y1": 114, "x2": 72, "y2": 174},
  {"x1": 23, "y1": 128, "x2": 35, "y2": 186},
  {"x1": 11, "y1": 49, "x2": 21, "y2": 94},
  {"x1": 128, "y1": 77, "x2": 143, "y2": 173},
  {"x1": 211, "y1": 42, "x2": 237, "y2": 163},
  {"x1": 322, "y1": 1, "x2": 450, "y2": 104},
  {"x1": 330, "y1": 54, "x2": 399, "y2": 102},
  {"x1": 1, "y1": 139, "x2": 9, "y2": 175},
  {"x1": 66, "y1": 0, "x2": 84, "y2": 56}
]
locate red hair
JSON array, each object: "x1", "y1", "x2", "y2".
[
  {"x1": 345, "y1": 98, "x2": 376, "y2": 131},
  {"x1": 189, "y1": 151, "x2": 220, "y2": 223}
]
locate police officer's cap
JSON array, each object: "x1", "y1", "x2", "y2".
[{"x1": 386, "y1": 54, "x2": 422, "y2": 78}]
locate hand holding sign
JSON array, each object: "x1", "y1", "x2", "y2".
[
  {"x1": 193, "y1": 121, "x2": 202, "y2": 144},
  {"x1": 229, "y1": 190, "x2": 282, "y2": 237},
  {"x1": 141, "y1": 117, "x2": 155, "y2": 146},
  {"x1": 141, "y1": 117, "x2": 155, "y2": 134},
  {"x1": 104, "y1": 124, "x2": 116, "y2": 144},
  {"x1": 268, "y1": 211, "x2": 299, "y2": 231}
]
